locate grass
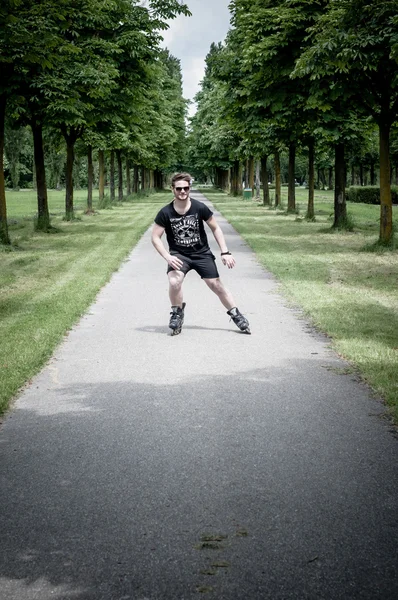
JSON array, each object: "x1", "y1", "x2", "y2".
[
  {"x1": 0, "y1": 187, "x2": 169, "y2": 414},
  {"x1": 199, "y1": 186, "x2": 398, "y2": 422}
]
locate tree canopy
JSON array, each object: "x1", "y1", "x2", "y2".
[
  {"x1": 189, "y1": 0, "x2": 398, "y2": 242},
  {"x1": 1, "y1": 0, "x2": 190, "y2": 239}
]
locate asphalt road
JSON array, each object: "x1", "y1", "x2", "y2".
[{"x1": 0, "y1": 192, "x2": 397, "y2": 600}]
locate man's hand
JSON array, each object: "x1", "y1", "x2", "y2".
[
  {"x1": 221, "y1": 254, "x2": 235, "y2": 269},
  {"x1": 167, "y1": 254, "x2": 184, "y2": 270}
]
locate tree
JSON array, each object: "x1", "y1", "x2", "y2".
[
  {"x1": 31, "y1": 0, "x2": 190, "y2": 218},
  {"x1": 227, "y1": 0, "x2": 328, "y2": 213},
  {"x1": 294, "y1": 0, "x2": 398, "y2": 244},
  {"x1": 0, "y1": 0, "x2": 71, "y2": 241}
]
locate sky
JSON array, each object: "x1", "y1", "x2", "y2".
[{"x1": 160, "y1": 0, "x2": 232, "y2": 118}]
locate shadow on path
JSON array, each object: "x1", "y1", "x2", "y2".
[{"x1": 1, "y1": 364, "x2": 397, "y2": 599}]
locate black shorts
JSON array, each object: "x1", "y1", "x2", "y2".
[{"x1": 167, "y1": 252, "x2": 220, "y2": 279}]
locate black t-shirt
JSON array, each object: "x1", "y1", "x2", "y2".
[{"x1": 154, "y1": 198, "x2": 213, "y2": 255}]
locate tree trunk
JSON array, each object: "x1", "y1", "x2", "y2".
[
  {"x1": 307, "y1": 138, "x2": 315, "y2": 220},
  {"x1": 65, "y1": 137, "x2": 75, "y2": 221},
  {"x1": 238, "y1": 162, "x2": 243, "y2": 195},
  {"x1": 261, "y1": 156, "x2": 270, "y2": 206},
  {"x1": 379, "y1": 120, "x2": 392, "y2": 244},
  {"x1": 248, "y1": 156, "x2": 255, "y2": 196},
  {"x1": 287, "y1": 142, "x2": 296, "y2": 212},
  {"x1": 116, "y1": 150, "x2": 123, "y2": 201},
  {"x1": 110, "y1": 150, "x2": 115, "y2": 202},
  {"x1": 274, "y1": 150, "x2": 281, "y2": 207},
  {"x1": 133, "y1": 165, "x2": 139, "y2": 193},
  {"x1": 231, "y1": 160, "x2": 240, "y2": 196},
  {"x1": 220, "y1": 169, "x2": 226, "y2": 191},
  {"x1": 31, "y1": 119, "x2": 50, "y2": 230},
  {"x1": 154, "y1": 169, "x2": 162, "y2": 191},
  {"x1": 32, "y1": 160, "x2": 37, "y2": 191},
  {"x1": 351, "y1": 165, "x2": 355, "y2": 186},
  {"x1": 370, "y1": 162, "x2": 376, "y2": 185},
  {"x1": 86, "y1": 145, "x2": 94, "y2": 213},
  {"x1": 0, "y1": 94, "x2": 10, "y2": 244},
  {"x1": 98, "y1": 150, "x2": 105, "y2": 202},
  {"x1": 255, "y1": 160, "x2": 261, "y2": 199},
  {"x1": 359, "y1": 163, "x2": 364, "y2": 186},
  {"x1": 126, "y1": 156, "x2": 131, "y2": 196},
  {"x1": 242, "y1": 161, "x2": 248, "y2": 189},
  {"x1": 229, "y1": 164, "x2": 235, "y2": 196},
  {"x1": 333, "y1": 142, "x2": 347, "y2": 228}
]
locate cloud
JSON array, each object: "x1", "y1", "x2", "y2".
[
  {"x1": 160, "y1": 12, "x2": 187, "y2": 49},
  {"x1": 182, "y1": 57, "x2": 205, "y2": 101},
  {"x1": 159, "y1": 0, "x2": 231, "y2": 112},
  {"x1": 182, "y1": 57, "x2": 205, "y2": 118}
]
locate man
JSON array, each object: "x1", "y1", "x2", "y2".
[{"x1": 151, "y1": 172, "x2": 250, "y2": 335}]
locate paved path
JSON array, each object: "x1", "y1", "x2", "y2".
[{"x1": 1, "y1": 192, "x2": 397, "y2": 600}]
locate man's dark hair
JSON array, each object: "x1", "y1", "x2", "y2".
[{"x1": 171, "y1": 172, "x2": 192, "y2": 187}]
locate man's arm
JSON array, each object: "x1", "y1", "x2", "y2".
[
  {"x1": 151, "y1": 224, "x2": 184, "y2": 270},
  {"x1": 206, "y1": 216, "x2": 235, "y2": 269}
]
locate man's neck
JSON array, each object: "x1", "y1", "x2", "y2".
[{"x1": 173, "y1": 197, "x2": 191, "y2": 214}]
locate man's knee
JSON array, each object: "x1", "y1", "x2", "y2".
[
  {"x1": 205, "y1": 277, "x2": 223, "y2": 293},
  {"x1": 168, "y1": 271, "x2": 184, "y2": 290}
]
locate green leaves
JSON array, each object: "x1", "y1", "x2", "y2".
[{"x1": 1, "y1": 0, "x2": 189, "y2": 165}]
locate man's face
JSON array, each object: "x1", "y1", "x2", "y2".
[{"x1": 173, "y1": 179, "x2": 190, "y2": 202}]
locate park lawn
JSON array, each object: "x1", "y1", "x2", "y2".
[
  {"x1": 200, "y1": 187, "x2": 398, "y2": 422},
  {"x1": 0, "y1": 189, "x2": 169, "y2": 414},
  {"x1": 4, "y1": 187, "x2": 94, "y2": 218}
]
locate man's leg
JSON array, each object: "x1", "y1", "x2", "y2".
[
  {"x1": 168, "y1": 270, "x2": 185, "y2": 307},
  {"x1": 204, "y1": 277, "x2": 250, "y2": 332},
  {"x1": 203, "y1": 277, "x2": 235, "y2": 310}
]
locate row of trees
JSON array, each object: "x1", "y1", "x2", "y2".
[
  {"x1": 0, "y1": 0, "x2": 190, "y2": 244},
  {"x1": 188, "y1": 0, "x2": 398, "y2": 244},
  {"x1": 3, "y1": 123, "x2": 162, "y2": 193},
  {"x1": 7, "y1": 121, "x2": 389, "y2": 193}
]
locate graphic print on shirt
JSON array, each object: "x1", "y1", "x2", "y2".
[{"x1": 170, "y1": 213, "x2": 200, "y2": 247}]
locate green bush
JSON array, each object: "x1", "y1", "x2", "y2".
[{"x1": 346, "y1": 186, "x2": 398, "y2": 204}]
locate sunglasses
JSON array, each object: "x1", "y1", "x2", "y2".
[{"x1": 175, "y1": 186, "x2": 190, "y2": 192}]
